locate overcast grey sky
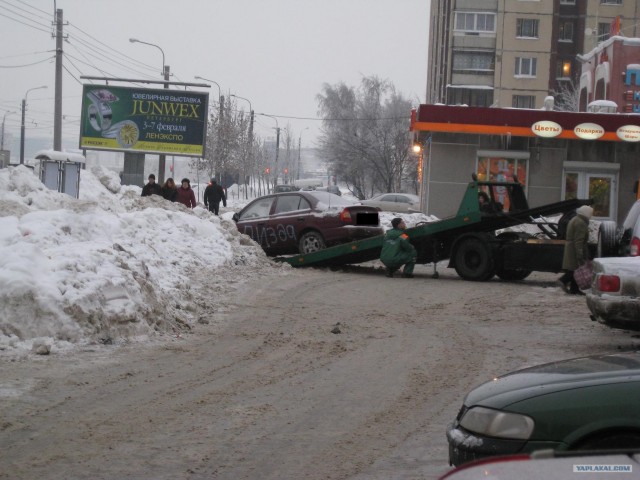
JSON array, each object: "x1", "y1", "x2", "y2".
[{"x1": 1, "y1": 0, "x2": 430, "y2": 155}]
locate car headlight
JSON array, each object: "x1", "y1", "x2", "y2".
[{"x1": 459, "y1": 406, "x2": 534, "y2": 440}]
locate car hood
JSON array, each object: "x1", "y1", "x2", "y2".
[{"x1": 464, "y1": 352, "x2": 640, "y2": 408}]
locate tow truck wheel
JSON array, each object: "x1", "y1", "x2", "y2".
[
  {"x1": 597, "y1": 220, "x2": 618, "y2": 257},
  {"x1": 299, "y1": 231, "x2": 326, "y2": 254},
  {"x1": 453, "y1": 238, "x2": 495, "y2": 281}
]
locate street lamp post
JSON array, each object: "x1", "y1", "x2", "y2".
[
  {"x1": 130, "y1": 38, "x2": 169, "y2": 183},
  {"x1": 297, "y1": 127, "x2": 309, "y2": 180},
  {"x1": 194, "y1": 76, "x2": 224, "y2": 185},
  {"x1": 231, "y1": 94, "x2": 254, "y2": 198},
  {"x1": 260, "y1": 114, "x2": 280, "y2": 188},
  {"x1": 20, "y1": 86, "x2": 47, "y2": 164},
  {"x1": 2, "y1": 111, "x2": 16, "y2": 151}
]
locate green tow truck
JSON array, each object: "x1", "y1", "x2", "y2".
[{"x1": 276, "y1": 177, "x2": 591, "y2": 281}]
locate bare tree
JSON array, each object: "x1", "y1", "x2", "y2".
[
  {"x1": 316, "y1": 76, "x2": 414, "y2": 199},
  {"x1": 552, "y1": 80, "x2": 580, "y2": 112}
]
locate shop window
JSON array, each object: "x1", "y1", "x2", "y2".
[
  {"x1": 563, "y1": 164, "x2": 619, "y2": 219},
  {"x1": 477, "y1": 156, "x2": 528, "y2": 211}
]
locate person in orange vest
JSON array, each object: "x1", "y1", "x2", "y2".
[{"x1": 380, "y1": 217, "x2": 417, "y2": 278}]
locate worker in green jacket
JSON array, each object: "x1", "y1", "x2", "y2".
[{"x1": 380, "y1": 217, "x2": 417, "y2": 278}]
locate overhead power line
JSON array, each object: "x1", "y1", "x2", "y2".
[{"x1": 0, "y1": 55, "x2": 54, "y2": 68}]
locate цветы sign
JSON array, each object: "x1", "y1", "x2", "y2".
[{"x1": 79, "y1": 86, "x2": 208, "y2": 156}]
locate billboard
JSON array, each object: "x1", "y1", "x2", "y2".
[{"x1": 79, "y1": 85, "x2": 208, "y2": 157}]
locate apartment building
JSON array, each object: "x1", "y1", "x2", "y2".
[{"x1": 427, "y1": 0, "x2": 639, "y2": 109}]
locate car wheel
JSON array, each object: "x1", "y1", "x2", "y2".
[
  {"x1": 299, "y1": 231, "x2": 326, "y2": 254},
  {"x1": 453, "y1": 237, "x2": 495, "y2": 281},
  {"x1": 597, "y1": 220, "x2": 618, "y2": 257},
  {"x1": 573, "y1": 431, "x2": 640, "y2": 450}
]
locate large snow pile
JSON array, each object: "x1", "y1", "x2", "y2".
[{"x1": 0, "y1": 165, "x2": 279, "y2": 354}]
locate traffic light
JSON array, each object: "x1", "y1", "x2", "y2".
[
  {"x1": 265, "y1": 167, "x2": 270, "y2": 174},
  {"x1": 283, "y1": 168, "x2": 288, "y2": 174}
]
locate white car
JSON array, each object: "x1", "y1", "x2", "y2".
[
  {"x1": 361, "y1": 193, "x2": 421, "y2": 213},
  {"x1": 586, "y1": 256, "x2": 640, "y2": 330}
]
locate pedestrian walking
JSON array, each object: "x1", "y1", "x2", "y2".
[
  {"x1": 380, "y1": 217, "x2": 417, "y2": 278},
  {"x1": 141, "y1": 174, "x2": 162, "y2": 197},
  {"x1": 161, "y1": 177, "x2": 178, "y2": 202},
  {"x1": 203, "y1": 178, "x2": 227, "y2": 215},
  {"x1": 176, "y1": 178, "x2": 196, "y2": 209},
  {"x1": 558, "y1": 205, "x2": 593, "y2": 295}
]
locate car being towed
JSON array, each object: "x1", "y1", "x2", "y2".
[
  {"x1": 447, "y1": 352, "x2": 640, "y2": 467},
  {"x1": 232, "y1": 191, "x2": 383, "y2": 255}
]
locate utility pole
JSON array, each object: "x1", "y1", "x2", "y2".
[
  {"x1": 53, "y1": 8, "x2": 63, "y2": 151},
  {"x1": 273, "y1": 127, "x2": 280, "y2": 187},
  {"x1": 158, "y1": 64, "x2": 170, "y2": 183}
]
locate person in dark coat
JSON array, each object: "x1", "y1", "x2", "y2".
[
  {"x1": 176, "y1": 178, "x2": 196, "y2": 209},
  {"x1": 558, "y1": 205, "x2": 593, "y2": 295},
  {"x1": 141, "y1": 174, "x2": 162, "y2": 197},
  {"x1": 203, "y1": 178, "x2": 227, "y2": 215},
  {"x1": 161, "y1": 177, "x2": 178, "y2": 202},
  {"x1": 380, "y1": 217, "x2": 417, "y2": 278}
]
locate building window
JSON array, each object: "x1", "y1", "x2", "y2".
[
  {"x1": 559, "y1": 21, "x2": 574, "y2": 42},
  {"x1": 598, "y1": 22, "x2": 611, "y2": 41},
  {"x1": 556, "y1": 60, "x2": 572, "y2": 78},
  {"x1": 452, "y1": 52, "x2": 495, "y2": 73},
  {"x1": 516, "y1": 18, "x2": 539, "y2": 38},
  {"x1": 447, "y1": 87, "x2": 494, "y2": 107},
  {"x1": 560, "y1": 0, "x2": 575, "y2": 4},
  {"x1": 454, "y1": 12, "x2": 496, "y2": 33},
  {"x1": 601, "y1": 0, "x2": 622, "y2": 4},
  {"x1": 515, "y1": 57, "x2": 537, "y2": 77},
  {"x1": 512, "y1": 95, "x2": 536, "y2": 108}
]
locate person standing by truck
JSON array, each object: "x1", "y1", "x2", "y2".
[
  {"x1": 559, "y1": 205, "x2": 593, "y2": 295},
  {"x1": 380, "y1": 217, "x2": 417, "y2": 278}
]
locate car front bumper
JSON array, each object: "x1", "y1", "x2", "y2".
[{"x1": 587, "y1": 293, "x2": 640, "y2": 330}]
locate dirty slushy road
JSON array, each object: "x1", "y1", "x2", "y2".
[{"x1": 1, "y1": 265, "x2": 636, "y2": 480}]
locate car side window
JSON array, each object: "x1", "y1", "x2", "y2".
[
  {"x1": 381, "y1": 195, "x2": 396, "y2": 202},
  {"x1": 396, "y1": 196, "x2": 410, "y2": 204},
  {"x1": 239, "y1": 197, "x2": 275, "y2": 220},
  {"x1": 274, "y1": 195, "x2": 310, "y2": 213}
]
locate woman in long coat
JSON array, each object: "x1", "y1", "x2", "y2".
[{"x1": 559, "y1": 205, "x2": 593, "y2": 294}]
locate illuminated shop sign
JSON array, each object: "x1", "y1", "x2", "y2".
[
  {"x1": 616, "y1": 125, "x2": 640, "y2": 142},
  {"x1": 574, "y1": 123, "x2": 605, "y2": 140},
  {"x1": 531, "y1": 120, "x2": 562, "y2": 138}
]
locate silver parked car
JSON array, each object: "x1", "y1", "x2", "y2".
[
  {"x1": 587, "y1": 256, "x2": 640, "y2": 330},
  {"x1": 361, "y1": 193, "x2": 421, "y2": 213}
]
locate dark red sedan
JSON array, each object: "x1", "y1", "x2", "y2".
[{"x1": 232, "y1": 191, "x2": 383, "y2": 255}]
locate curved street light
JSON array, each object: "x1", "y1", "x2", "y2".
[
  {"x1": 194, "y1": 76, "x2": 221, "y2": 100},
  {"x1": 129, "y1": 38, "x2": 169, "y2": 183},
  {"x1": 129, "y1": 38, "x2": 165, "y2": 77},
  {"x1": 20, "y1": 85, "x2": 47, "y2": 164}
]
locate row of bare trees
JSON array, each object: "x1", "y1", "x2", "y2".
[
  {"x1": 191, "y1": 96, "x2": 303, "y2": 199},
  {"x1": 192, "y1": 76, "x2": 419, "y2": 201},
  {"x1": 316, "y1": 75, "x2": 418, "y2": 200}
]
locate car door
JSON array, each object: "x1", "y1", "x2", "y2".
[
  {"x1": 378, "y1": 194, "x2": 400, "y2": 212},
  {"x1": 236, "y1": 196, "x2": 276, "y2": 251},
  {"x1": 270, "y1": 194, "x2": 312, "y2": 253}
]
